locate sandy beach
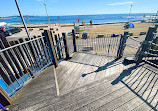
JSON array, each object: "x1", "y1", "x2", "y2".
[{"x1": 7, "y1": 21, "x2": 156, "y2": 41}]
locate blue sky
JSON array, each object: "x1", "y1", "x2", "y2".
[{"x1": 1, "y1": 0, "x2": 158, "y2": 17}]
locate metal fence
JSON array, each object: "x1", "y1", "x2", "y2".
[
  {"x1": 143, "y1": 33, "x2": 158, "y2": 67},
  {"x1": 123, "y1": 36, "x2": 142, "y2": 57},
  {"x1": 53, "y1": 34, "x2": 66, "y2": 60},
  {"x1": 75, "y1": 32, "x2": 121, "y2": 57},
  {"x1": 0, "y1": 35, "x2": 53, "y2": 97},
  {"x1": 67, "y1": 36, "x2": 74, "y2": 56}
]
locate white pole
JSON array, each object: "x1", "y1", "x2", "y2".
[
  {"x1": 15, "y1": 0, "x2": 30, "y2": 39},
  {"x1": 128, "y1": 5, "x2": 133, "y2": 22},
  {"x1": 43, "y1": 3, "x2": 51, "y2": 28}
]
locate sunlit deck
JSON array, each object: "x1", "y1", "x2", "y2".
[{"x1": 7, "y1": 53, "x2": 158, "y2": 111}]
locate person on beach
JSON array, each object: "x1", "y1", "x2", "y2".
[
  {"x1": 90, "y1": 20, "x2": 92, "y2": 27},
  {"x1": 84, "y1": 20, "x2": 85, "y2": 29},
  {"x1": 124, "y1": 22, "x2": 130, "y2": 29}
]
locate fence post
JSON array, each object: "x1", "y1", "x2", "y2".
[
  {"x1": 72, "y1": 29, "x2": 77, "y2": 52},
  {"x1": 135, "y1": 26, "x2": 157, "y2": 63},
  {"x1": 62, "y1": 33, "x2": 70, "y2": 59},
  {"x1": 44, "y1": 30, "x2": 58, "y2": 68},
  {"x1": 117, "y1": 32, "x2": 129, "y2": 59}
]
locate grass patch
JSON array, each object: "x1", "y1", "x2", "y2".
[{"x1": 79, "y1": 29, "x2": 90, "y2": 32}]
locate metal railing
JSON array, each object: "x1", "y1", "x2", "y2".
[
  {"x1": 74, "y1": 32, "x2": 121, "y2": 57},
  {"x1": 123, "y1": 36, "x2": 142, "y2": 57},
  {"x1": 143, "y1": 33, "x2": 158, "y2": 67},
  {"x1": 0, "y1": 35, "x2": 53, "y2": 97}
]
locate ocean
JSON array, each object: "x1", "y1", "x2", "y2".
[{"x1": 0, "y1": 13, "x2": 155, "y2": 25}]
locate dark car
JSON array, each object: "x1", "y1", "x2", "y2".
[{"x1": 0, "y1": 25, "x2": 22, "y2": 36}]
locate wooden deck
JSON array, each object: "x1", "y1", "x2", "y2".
[
  {"x1": 7, "y1": 53, "x2": 158, "y2": 111},
  {"x1": 56, "y1": 53, "x2": 132, "y2": 94}
]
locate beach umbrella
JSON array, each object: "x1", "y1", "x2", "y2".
[{"x1": 129, "y1": 23, "x2": 134, "y2": 28}]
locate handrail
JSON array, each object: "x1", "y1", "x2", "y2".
[
  {"x1": 128, "y1": 36, "x2": 142, "y2": 43},
  {"x1": 56, "y1": 45, "x2": 66, "y2": 55},
  {"x1": 54, "y1": 37, "x2": 64, "y2": 48},
  {"x1": 0, "y1": 36, "x2": 45, "y2": 53},
  {"x1": 126, "y1": 44, "x2": 139, "y2": 49}
]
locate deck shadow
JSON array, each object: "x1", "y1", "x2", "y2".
[
  {"x1": 111, "y1": 64, "x2": 158, "y2": 110},
  {"x1": 81, "y1": 58, "x2": 121, "y2": 77}
]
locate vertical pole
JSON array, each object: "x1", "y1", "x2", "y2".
[
  {"x1": 15, "y1": 0, "x2": 30, "y2": 39},
  {"x1": 62, "y1": 33, "x2": 70, "y2": 59},
  {"x1": 117, "y1": 31, "x2": 129, "y2": 59},
  {"x1": 44, "y1": 30, "x2": 58, "y2": 68},
  {"x1": 43, "y1": 4, "x2": 51, "y2": 28},
  {"x1": 128, "y1": 5, "x2": 133, "y2": 22},
  {"x1": 135, "y1": 26, "x2": 157, "y2": 63},
  {"x1": 72, "y1": 29, "x2": 77, "y2": 52}
]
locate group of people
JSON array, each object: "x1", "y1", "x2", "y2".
[
  {"x1": 81, "y1": 20, "x2": 93, "y2": 28},
  {"x1": 74, "y1": 19, "x2": 93, "y2": 29}
]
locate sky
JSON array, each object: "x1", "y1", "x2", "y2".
[{"x1": 1, "y1": 0, "x2": 158, "y2": 17}]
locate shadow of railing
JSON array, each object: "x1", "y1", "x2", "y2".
[
  {"x1": 70, "y1": 58, "x2": 122, "y2": 77},
  {"x1": 111, "y1": 64, "x2": 158, "y2": 110}
]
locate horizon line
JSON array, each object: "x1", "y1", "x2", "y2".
[{"x1": 1, "y1": 12, "x2": 156, "y2": 17}]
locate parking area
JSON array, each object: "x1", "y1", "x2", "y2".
[{"x1": 6, "y1": 25, "x2": 74, "y2": 41}]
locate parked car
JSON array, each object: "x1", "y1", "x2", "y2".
[{"x1": 0, "y1": 25, "x2": 22, "y2": 36}]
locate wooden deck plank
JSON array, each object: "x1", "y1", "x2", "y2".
[
  {"x1": 55, "y1": 66, "x2": 157, "y2": 111},
  {"x1": 56, "y1": 53, "x2": 84, "y2": 78},
  {"x1": 58, "y1": 54, "x2": 87, "y2": 88},
  {"x1": 93, "y1": 73, "x2": 158, "y2": 111},
  {"x1": 73, "y1": 54, "x2": 97, "y2": 88},
  {"x1": 94, "y1": 56, "x2": 110, "y2": 80},
  {"x1": 59, "y1": 54, "x2": 91, "y2": 93},
  {"x1": 78, "y1": 55, "x2": 99, "y2": 86},
  {"x1": 8, "y1": 53, "x2": 157, "y2": 111},
  {"x1": 68, "y1": 55, "x2": 98, "y2": 87}
]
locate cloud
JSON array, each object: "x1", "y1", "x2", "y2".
[{"x1": 108, "y1": 2, "x2": 134, "y2": 5}]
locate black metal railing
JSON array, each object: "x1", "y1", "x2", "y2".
[
  {"x1": 0, "y1": 33, "x2": 53, "y2": 97},
  {"x1": 73, "y1": 32, "x2": 121, "y2": 57}
]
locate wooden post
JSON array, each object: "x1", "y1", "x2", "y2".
[
  {"x1": 117, "y1": 34, "x2": 129, "y2": 59},
  {"x1": 72, "y1": 29, "x2": 77, "y2": 52},
  {"x1": 135, "y1": 26, "x2": 157, "y2": 63},
  {"x1": 62, "y1": 33, "x2": 70, "y2": 59},
  {"x1": 0, "y1": 86, "x2": 11, "y2": 106},
  {"x1": 44, "y1": 30, "x2": 58, "y2": 68}
]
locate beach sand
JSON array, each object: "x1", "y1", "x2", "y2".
[
  {"x1": 80, "y1": 22, "x2": 156, "y2": 36},
  {"x1": 9, "y1": 22, "x2": 156, "y2": 41}
]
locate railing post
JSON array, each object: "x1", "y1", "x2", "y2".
[
  {"x1": 72, "y1": 29, "x2": 77, "y2": 52},
  {"x1": 44, "y1": 30, "x2": 58, "y2": 68},
  {"x1": 62, "y1": 33, "x2": 70, "y2": 59},
  {"x1": 135, "y1": 26, "x2": 157, "y2": 63},
  {"x1": 117, "y1": 32, "x2": 129, "y2": 59}
]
